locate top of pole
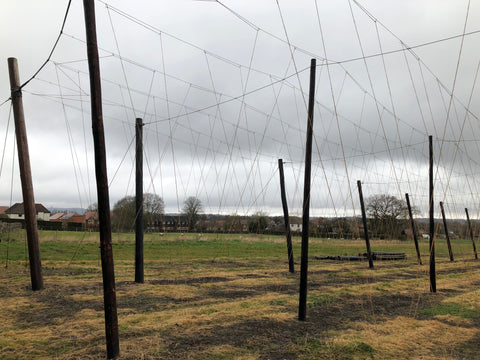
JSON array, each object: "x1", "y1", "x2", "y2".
[{"x1": 8, "y1": 58, "x2": 21, "y2": 98}]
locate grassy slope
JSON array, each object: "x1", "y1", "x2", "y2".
[{"x1": 1, "y1": 230, "x2": 480, "y2": 359}]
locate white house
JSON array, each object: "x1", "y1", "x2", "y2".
[
  {"x1": 290, "y1": 222, "x2": 302, "y2": 233},
  {"x1": 5, "y1": 203, "x2": 51, "y2": 221}
]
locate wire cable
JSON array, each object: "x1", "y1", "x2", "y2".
[{"x1": 20, "y1": 0, "x2": 72, "y2": 90}]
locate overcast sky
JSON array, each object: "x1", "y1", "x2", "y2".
[{"x1": 1, "y1": 0, "x2": 480, "y2": 218}]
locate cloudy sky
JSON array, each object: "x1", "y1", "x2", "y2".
[{"x1": 1, "y1": 0, "x2": 480, "y2": 219}]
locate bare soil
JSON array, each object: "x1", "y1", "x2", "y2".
[{"x1": 1, "y1": 242, "x2": 480, "y2": 359}]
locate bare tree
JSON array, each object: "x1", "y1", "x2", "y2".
[
  {"x1": 366, "y1": 194, "x2": 409, "y2": 239},
  {"x1": 224, "y1": 213, "x2": 244, "y2": 233},
  {"x1": 87, "y1": 203, "x2": 98, "y2": 212},
  {"x1": 182, "y1": 196, "x2": 202, "y2": 232},
  {"x1": 112, "y1": 196, "x2": 136, "y2": 232},
  {"x1": 248, "y1": 211, "x2": 268, "y2": 234},
  {"x1": 112, "y1": 193, "x2": 164, "y2": 232},
  {"x1": 143, "y1": 193, "x2": 165, "y2": 231}
]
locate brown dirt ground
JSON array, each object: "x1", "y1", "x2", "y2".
[{"x1": 1, "y1": 255, "x2": 480, "y2": 359}]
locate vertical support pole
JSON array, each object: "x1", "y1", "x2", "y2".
[
  {"x1": 429, "y1": 135, "x2": 436, "y2": 293},
  {"x1": 135, "y1": 118, "x2": 144, "y2": 283},
  {"x1": 405, "y1": 193, "x2": 422, "y2": 265},
  {"x1": 298, "y1": 58, "x2": 316, "y2": 321},
  {"x1": 278, "y1": 159, "x2": 294, "y2": 273},
  {"x1": 440, "y1": 201, "x2": 454, "y2": 261},
  {"x1": 465, "y1": 208, "x2": 478, "y2": 260},
  {"x1": 357, "y1": 180, "x2": 374, "y2": 269},
  {"x1": 83, "y1": 0, "x2": 120, "y2": 358},
  {"x1": 7, "y1": 58, "x2": 43, "y2": 291}
]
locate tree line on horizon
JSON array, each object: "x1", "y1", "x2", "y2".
[
  {"x1": 1, "y1": 193, "x2": 476, "y2": 239},
  {"x1": 99, "y1": 193, "x2": 478, "y2": 239}
]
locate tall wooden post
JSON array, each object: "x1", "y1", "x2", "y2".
[
  {"x1": 7, "y1": 58, "x2": 43, "y2": 291},
  {"x1": 405, "y1": 193, "x2": 422, "y2": 265},
  {"x1": 298, "y1": 58, "x2": 316, "y2": 321},
  {"x1": 357, "y1": 180, "x2": 374, "y2": 269},
  {"x1": 135, "y1": 118, "x2": 144, "y2": 283},
  {"x1": 465, "y1": 208, "x2": 478, "y2": 260},
  {"x1": 439, "y1": 201, "x2": 454, "y2": 261},
  {"x1": 278, "y1": 159, "x2": 294, "y2": 273},
  {"x1": 83, "y1": 0, "x2": 120, "y2": 358},
  {"x1": 429, "y1": 135, "x2": 436, "y2": 292}
]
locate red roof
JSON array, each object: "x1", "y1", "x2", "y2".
[{"x1": 85, "y1": 211, "x2": 98, "y2": 221}]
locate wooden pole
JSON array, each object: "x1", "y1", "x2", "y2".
[
  {"x1": 135, "y1": 118, "x2": 144, "y2": 283},
  {"x1": 405, "y1": 193, "x2": 422, "y2": 265},
  {"x1": 429, "y1": 135, "x2": 436, "y2": 293},
  {"x1": 465, "y1": 208, "x2": 478, "y2": 260},
  {"x1": 298, "y1": 58, "x2": 316, "y2": 321},
  {"x1": 82, "y1": 0, "x2": 120, "y2": 358},
  {"x1": 7, "y1": 57, "x2": 43, "y2": 291},
  {"x1": 440, "y1": 201, "x2": 454, "y2": 261},
  {"x1": 278, "y1": 159, "x2": 294, "y2": 273},
  {"x1": 357, "y1": 180, "x2": 374, "y2": 269}
]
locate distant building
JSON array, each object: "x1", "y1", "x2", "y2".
[
  {"x1": 164, "y1": 215, "x2": 188, "y2": 232},
  {"x1": 51, "y1": 212, "x2": 85, "y2": 230},
  {"x1": 85, "y1": 211, "x2": 99, "y2": 230},
  {"x1": 50, "y1": 212, "x2": 66, "y2": 221},
  {"x1": 290, "y1": 218, "x2": 302, "y2": 233},
  {"x1": 214, "y1": 220, "x2": 225, "y2": 232},
  {"x1": 5, "y1": 203, "x2": 51, "y2": 221},
  {"x1": 61, "y1": 213, "x2": 85, "y2": 224}
]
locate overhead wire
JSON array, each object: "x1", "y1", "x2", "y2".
[
  {"x1": 314, "y1": 0, "x2": 358, "y2": 230},
  {"x1": 0, "y1": 104, "x2": 13, "y2": 180},
  {"x1": 347, "y1": 0, "x2": 403, "y2": 200},
  {"x1": 435, "y1": 0, "x2": 472, "y2": 199},
  {"x1": 6, "y1": 0, "x2": 480, "y2": 222},
  {"x1": 54, "y1": 64, "x2": 87, "y2": 210},
  {"x1": 19, "y1": 0, "x2": 72, "y2": 90},
  {"x1": 106, "y1": 4, "x2": 137, "y2": 119}
]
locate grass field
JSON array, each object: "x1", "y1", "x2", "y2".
[{"x1": 1, "y1": 230, "x2": 480, "y2": 359}]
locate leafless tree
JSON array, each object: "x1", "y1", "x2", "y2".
[
  {"x1": 182, "y1": 196, "x2": 202, "y2": 231},
  {"x1": 366, "y1": 194, "x2": 412, "y2": 239}
]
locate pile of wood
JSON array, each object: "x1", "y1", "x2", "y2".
[{"x1": 315, "y1": 251, "x2": 406, "y2": 261}]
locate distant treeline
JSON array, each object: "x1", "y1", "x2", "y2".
[{"x1": 1, "y1": 214, "x2": 479, "y2": 239}]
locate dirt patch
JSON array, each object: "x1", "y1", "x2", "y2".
[{"x1": 2, "y1": 250, "x2": 480, "y2": 359}]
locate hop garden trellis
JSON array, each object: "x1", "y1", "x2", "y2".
[
  {"x1": 3, "y1": 0, "x2": 480, "y2": 219},
  {"x1": 2, "y1": 0, "x2": 480, "y2": 358}
]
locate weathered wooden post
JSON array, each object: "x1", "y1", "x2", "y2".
[
  {"x1": 439, "y1": 201, "x2": 454, "y2": 261},
  {"x1": 7, "y1": 58, "x2": 43, "y2": 291},
  {"x1": 357, "y1": 180, "x2": 374, "y2": 269},
  {"x1": 298, "y1": 58, "x2": 316, "y2": 321},
  {"x1": 429, "y1": 135, "x2": 436, "y2": 292},
  {"x1": 135, "y1": 118, "x2": 144, "y2": 283},
  {"x1": 278, "y1": 159, "x2": 294, "y2": 273},
  {"x1": 83, "y1": 0, "x2": 120, "y2": 358},
  {"x1": 405, "y1": 193, "x2": 422, "y2": 265},
  {"x1": 465, "y1": 208, "x2": 478, "y2": 260}
]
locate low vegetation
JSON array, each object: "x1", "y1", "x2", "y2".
[{"x1": 1, "y1": 230, "x2": 480, "y2": 359}]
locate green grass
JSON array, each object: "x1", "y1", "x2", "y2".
[
  {"x1": 2, "y1": 230, "x2": 480, "y2": 359},
  {"x1": 419, "y1": 302, "x2": 479, "y2": 319},
  {"x1": 1, "y1": 230, "x2": 478, "y2": 265},
  {"x1": 293, "y1": 338, "x2": 374, "y2": 360},
  {"x1": 307, "y1": 293, "x2": 338, "y2": 308},
  {"x1": 1, "y1": 232, "x2": 294, "y2": 262},
  {"x1": 0, "y1": 230, "x2": 362, "y2": 263}
]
